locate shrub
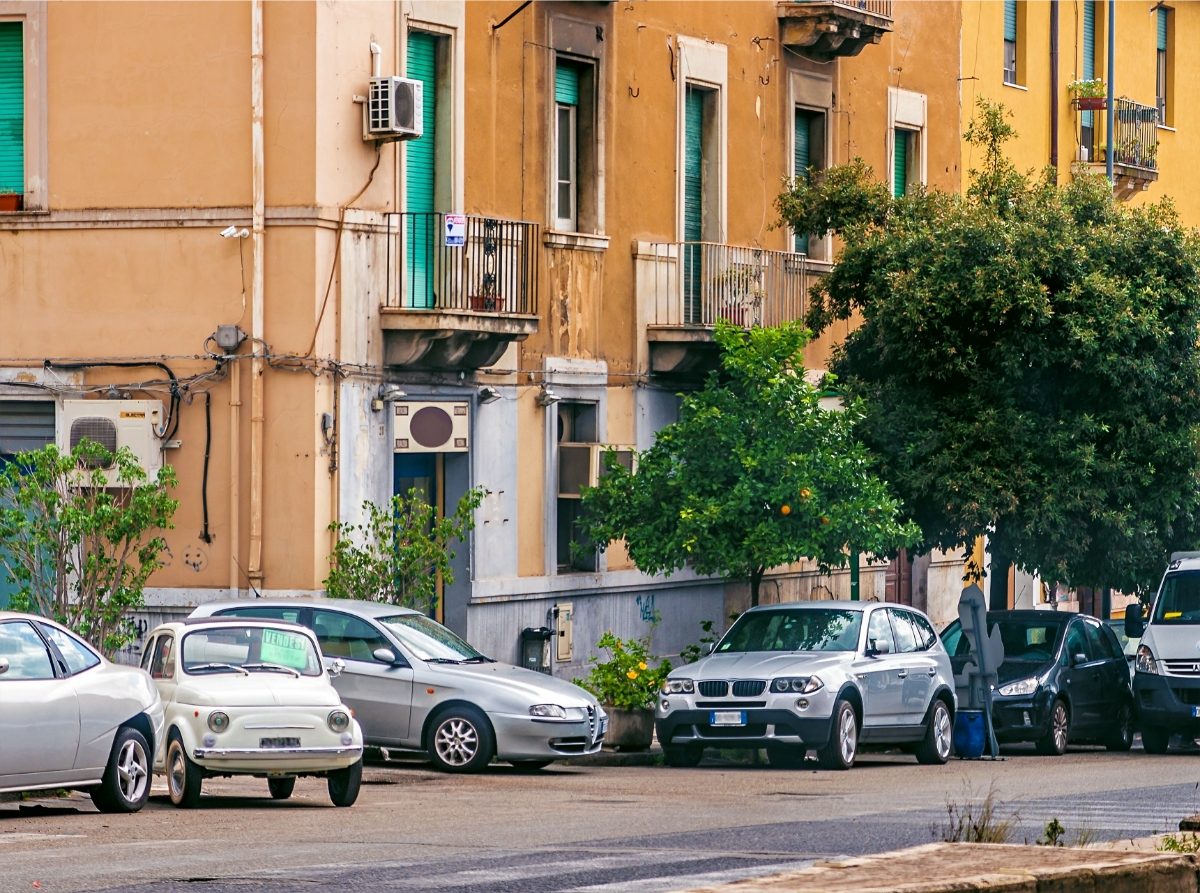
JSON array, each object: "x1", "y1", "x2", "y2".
[{"x1": 574, "y1": 631, "x2": 672, "y2": 710}]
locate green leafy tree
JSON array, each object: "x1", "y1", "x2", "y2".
[
  {"x1": 325, "y1": 486, "x2": 485, "y2": 613},
  {"x1": 776, "y1": 97, "x2": 1200, "y2": 603},
  {"x1": 578, "y1": 321, "x2": 919, "y2": 606},
  {"x1": 0, "y1": 441, "x2": 178, "y2": 656}
]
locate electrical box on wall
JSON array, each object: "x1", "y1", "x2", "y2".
[
  {"x1": 554, "y1": 601, "x2": 574, "y2": 663},
  {"x1": 394, "y1": 401, "x2": 469, "y2": 453},
  {"x1": 58, "y1": 400, "x2": 164, "y2": 484}
]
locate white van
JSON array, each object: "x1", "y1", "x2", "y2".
[{"x1": 1126, "y1": 551, "x2": 1200, "y2": 753}]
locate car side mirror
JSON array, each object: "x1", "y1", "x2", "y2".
[
  {"x1": 373, "y1": 647, "x2": 401, "y2": 665},
  {"x1": 703, "y1": 642, "x2": 715, "y2": 656},
  {"x1": 327, "y1": 658, "x2": 346, "y2": 678},
  {"x1": 865, "y1": 638, "x2": 890, "y2": 657},
  {"x1": 1124, "y1": 610, "x2": 1145, "y2": 639},
  {"x1": 1072, "y1": 652, "x2": 1088, "y2": 667},
  {"x1": 0, "y1": 657, "x2": 8, "y2": 675}
]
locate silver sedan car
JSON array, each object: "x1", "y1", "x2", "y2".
[
  {"x1": 0, "y1": 611, "x2": 165, "y2": 812},
  {"x1": 190, "y1": 598, "x2": 607, "y2": 772},
  {"x1": 656, "y1": 600, "x2": 956, "y2": 770}
]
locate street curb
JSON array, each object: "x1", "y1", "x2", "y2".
[{"x1": 672, "y1": 842, "x2": 1200, "y2": 893}]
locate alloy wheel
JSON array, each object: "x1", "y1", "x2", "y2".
[
  {"x1": 116, "y1": 737, "x2": 149, "y2": 805},
  {"x1": 837, "y1": 705, "x2": 857, "y2": 764},
  {"x1": 932, "y1": 704, "x2": 952, "y2": 760},
  {"x1": 1051, "y1": 702, "x2": 1069, "y2": 752},
  {"x1": 434, "y1": 717, "x2": 480, "y2": 768}
]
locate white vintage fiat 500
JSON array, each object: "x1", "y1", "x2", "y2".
[{"x1": 141, "y1": 617, "x2": 364, "y2": 807}]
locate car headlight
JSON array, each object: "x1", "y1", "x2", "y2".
[
  {"x1": 207, "y1": 711, "x2": 230, "y2": 733},
  {"x1": 998, "y1": 676, "x2": 1039, "y2": 697},
  {"x1": 1135, "y1": 644, "x2": 1161, "y2": 674},
  {"x1": 327, "y1": 710, "x2": 351, "y2": 733},
  {"x1": 770, "y1": 676, "x2": 823, "y2": 694},
  {"x1": 529, "y1": 704, "x2": 568, "y2": 719},
  {"x1": 661, "y1": 678, "x2": 695, "y2": 694}
]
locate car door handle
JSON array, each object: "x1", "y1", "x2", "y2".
[{"x1": 897, "y1": 669, "x2": 908, "y2": 679}]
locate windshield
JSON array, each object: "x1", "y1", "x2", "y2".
[
  {"x1": 1154, "y1": 571, "x2": 1200, "y2": 624},
  {"x1": 379, "y1": 614, "x2": 485, "y2": 662},
  {"x1": 181, "y1": 626, "x2": 323, "y2": 676},
  {"x1": 941, "y1": 617, "x2": 1062, "y2": 664},
  {"x1": 716, "y1": 609, "x2": 862, "y2": 653}
]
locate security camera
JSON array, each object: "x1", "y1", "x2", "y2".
[{"x1": 219, "y1": 225, "x2": 249, "y2": 238}]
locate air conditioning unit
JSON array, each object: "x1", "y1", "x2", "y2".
[
  {"x1": 366, "y1": 76, "x2": 423, "y2": 140},
  {"x1": 58, "y1": 400, "x2": 164, "y2": 484},
  {"x1": 394, "y1": 401, "x2": 469, "y2": 453}
]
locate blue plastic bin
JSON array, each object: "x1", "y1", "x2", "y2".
[{"x1": 953, "y1": 709, "x2": 985, "y2": 759}]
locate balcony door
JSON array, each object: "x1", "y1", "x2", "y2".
[{"x1": 405, "y1": 31, "x2": 441, "y2": 310}]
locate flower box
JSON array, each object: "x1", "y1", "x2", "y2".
[
  {"x1": 0, "y1": 193, "x2": 23, "y2": 212},
  {"x1": 1072, "y1": 96, "x2": 1107, "y2": 111}
]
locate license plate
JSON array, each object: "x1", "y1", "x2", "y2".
[
  {"x1": 260, "y1": 737, "x2": 300, "y2": 749},
  {"x1": 598, "y1": 716, "x2": 608, "y2": 735},
  {"x1": 1192, "y1": 707, "x2": 1200, "y2": 719},
  {"x1": 710, "y1": 710, "x2": 747, "y2": 727}
]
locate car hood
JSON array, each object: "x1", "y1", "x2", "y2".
[
  {"x1": 676, "y1": 651, "x2": 849, "y2": 679},
  {"x1": 995, "y1": 659, "x2": 1053, "y2": 685},
  {"x1": 172, "y1": 674, "x2": 344, "y2": 708},
  {"x1": 1144, "y1": 625, "x2": 1200, "y2": 660},
  {"x1": 422, "y1": 661, "x2": 598, "y2": 708}
]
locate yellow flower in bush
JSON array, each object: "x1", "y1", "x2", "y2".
[
  {"x1": 626, "y1": 669, "x2": 638, "y2": 680},
  {"x1": 638, "y1": 661, "x2": 648, "y2": 670},
  {"x1": 574, "y1": 631, "x2": 673, "y2": 710}
]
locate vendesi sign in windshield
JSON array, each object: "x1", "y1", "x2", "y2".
[{"x1": 260, "y1": 628, "x2": 313, "y2": 670}]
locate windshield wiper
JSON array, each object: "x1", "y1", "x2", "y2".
[
  {"x1": 424, "y1": 657, "x2": 464, "y2": 664},
  {"x1": 187, "y1": 662, "x2": 250, "y2": 676},
  {"x1": 242, "y1": 662, "x2": 302, "y2": 677},
  {"x1": 460, "y1": 655, "x2": 494, "y2": 663}
]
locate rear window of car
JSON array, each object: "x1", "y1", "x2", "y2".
[{"x1": 717, "y1": 609, "x2": 862, "y2": 653}]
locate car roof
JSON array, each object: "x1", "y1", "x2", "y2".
[
  {"x1": 151, "y1": 616, "x2": 315, "y2": 635},
  {"x1": 985, "y1": 610, "x2": 1072, "y2": 623},
  {"x1": 194, "y1": 597, "x2": 422, "y2": 619},
  {"x1": 744, "y1": 600, "x2": 890, "y2": 613}
]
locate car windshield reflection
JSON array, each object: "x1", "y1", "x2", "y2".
[
  {"x1": 379, "y1": 614, "x2": 487, "y2": 662},
  {"x1": 181, "y1": 626, "x2": 323, "y2": 676},
  {"x1": 716, "y1": 609, "x2": 862, "y2": 653}
]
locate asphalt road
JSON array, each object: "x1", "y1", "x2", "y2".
[{"x1": 7, "y1": 744, "x2": 1200, "y2": 893}]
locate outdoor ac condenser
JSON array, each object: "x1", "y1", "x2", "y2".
[
  {"x1": 57, "y1": 399, "x2": 164, "y2": 484},
  {"x1": 366, "y1": 76, "x2": 423, "y2": 140}
]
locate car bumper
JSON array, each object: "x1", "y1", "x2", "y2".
[
  {"x1": 1133, "y1": 671, "x2": 1200, "y2": 732},
  {"x1": 989, "y1": 691, "x2": 1054, "y2": 743},
  {"x1": 490, "y1": 713, "x2": 607, "y2": 759},
  {"x1": 192, "y1": 744, "x2": 363, "y2": 772},
  {"x1": 655, "y1": 708, "x2": 834, "y2": 749}
]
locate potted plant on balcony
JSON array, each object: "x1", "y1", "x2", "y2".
[
  {"x1": 713, "y1": 264, "x2": 765, "y2": 327},
  {"x1": 1068, "y1": 78, "x2": 1106, "y2": 111},
  {"x1": 574, "y1": 631, "x2": 671, "y2": 751}
]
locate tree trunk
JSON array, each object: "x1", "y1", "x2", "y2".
[
  {"x1": 988, "y1": 548, "x2": 1011, "y2": 612},
  {"x1": 750, "y1": 567, "x2": 764, "y2": 607}
]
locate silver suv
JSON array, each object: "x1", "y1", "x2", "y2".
[{"x1": 656, "y1": 601, "x2": 956, "y2": 769}]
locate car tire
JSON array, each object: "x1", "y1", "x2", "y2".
[
  {"x1": 89, "y1": 726, "x2": 152, "y2": 814},
  {"x1": 662, "y1": 744, "x2": 704, "y2": 768},
  {"x1": 427, "y1": 705, "x2": 495, "y2": 773},
  {"x1": 817, "y1": 699, "x2": 858, "y2": 770},
  {"x1": 915, "y1": 699, "x2": 953, "y2": 765},
  {"x1": 268, "y1": 777, "x2": 297, "y2": 800},
  {"x1": 166, "y1": 735, "x2": 203, "y2": 808},
  {"x1": 766, "y1": 745, "x2": 807, "y2": 769},
  {"x1": 327, "y1": 759, "x2": 362, "y2": 807},
  {"x1": 1106, "y1": 703, "x2": 1135, "y2": 752},
  {"x1": 509, "y1": 760, "x2": 554, "y2": 772},
  {"x1": 1141, "y1": 724, "x2": 1171, "y2": 754},
  {"x1": 1035, "y1": 698, "x2": 1070, "y2": 756}
]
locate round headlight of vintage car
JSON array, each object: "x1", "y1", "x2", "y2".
[
  {"x1": 207, "y1": 711, "x2": 230, "y2": 734},
  {"x1": 770, "y1": 676, "x2": 823, "y2": 694},
  {"x1": 661, "y1": 678, "x2": 695, "y2": 695},
  {"x1": 327, "y1": 710, "x2": 351, "y2": 733},
  {"x1": 529, "y1": 704, "x2": 568, "y2": 719}
]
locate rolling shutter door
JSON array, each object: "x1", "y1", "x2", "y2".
[
  {"x1": 683, "y1": 87, "x2": 704, "y2": 324},
  {"x1": 893, "y1": 129, "x2": 908, "y2": 197},
  {"x1": 1082, "y1": 2, "x2": 1096, "y2": 128},
  {"x1": 405, "y1": 31, "x2": 437, "y2": 309}
]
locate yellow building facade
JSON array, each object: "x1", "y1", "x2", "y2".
[{"x1": 0, "y1": 0, "x2": 965, "y2": 670}]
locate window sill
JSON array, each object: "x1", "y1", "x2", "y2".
[
  {"x1": 1157, "y1": 124, "x2": 1176, "y2": 133},
  {"x1": 1003, "y1": 81, "x2": 1029, "y2": 92},
  {"x1": 543, "y1": 230, "x2": 610, "y2": 253}
]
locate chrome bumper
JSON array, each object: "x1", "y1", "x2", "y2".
[{"x1": 193, "y1": 745, "x2": 363, "y2": 759}]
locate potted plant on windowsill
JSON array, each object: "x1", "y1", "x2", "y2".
[
  {"x1": 1068, "y1": 78, "x2": 1106, "y2": 111},
  {"x1": 0, "y1": 192, "x2": 23, "y2": 212},
  {"x1": 574, "y1": 631, "x2": 672, "y2": 751}
]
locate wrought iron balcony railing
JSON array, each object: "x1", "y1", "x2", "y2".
[
  {"x1": 1078, "y1": 97, "x2": 1159, "y2": 172},
  {"x1": 385, "y1": 212, "x2": 539, "y2": 315},
  {"x1": 645, "y1": 242, "x2": 809, "y2": 329}
]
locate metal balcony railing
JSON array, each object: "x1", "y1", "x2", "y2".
[
  {"x1": 1078, "y1": 97, "x2": 1159, "y2": 172},
  {"x1": 645, "y1": 242, "x2": 809, "y2": 328},
  {"x1": 828, "y1": 0, "x2": 892, "y2": 16},
  {"x1": 385, "y1": 212, "x2": 539, "y2": 314}
]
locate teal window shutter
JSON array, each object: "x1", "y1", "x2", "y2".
[
  {"x1": 893, "y1": 129, "x2": 908, "y2": 197},
  {"x1": 0, "y1": 22, "x2": 24, "y2": 195},
  {"x1": 794, "y1": 109, "x2": 812, "y2": 253},
  {"x1": 1083, "y1": 2, "x2": 1095, "y2": 81},
  {"x1": 405, "y1": 31, "x2": 438, "y2": 309},
  {"x1": 683, "y1": 86, "x2": 705, "y2": 323},
  {"x1": 1157, "y1": 8, "x2": 1168, "y2": 51},
  {"x1": 1004, "y1": 0, "x2": 1017, "y2": 42},
  {"x1": 555, "y1": 61, "x2": 580, "y2": 106}
]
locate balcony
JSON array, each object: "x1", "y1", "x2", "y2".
[
  {"x1": 637, "y1": 242, "x2": 813, "y2": 377},
  {"x1": 382, "y1": 213, "x2": 539, "y2": 371},
  {"x1": 1074, "y1": 97, "x2": 1159, "y2": 199},
  {"x1": 777, "y1": 1, "x2": 893, "y2": 62}
]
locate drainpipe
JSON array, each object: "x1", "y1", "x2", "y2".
[
  {"x1": 248, "y1": 0, "x2": 266, "y2": 592},
  {"x1": 1049, "y1": 0, "x2": 1059, "y2": 175},
  {"x1": 1106, "y1": 0, "x2": 1115, "y2": 183},
  {"x1": 229, "y1": 359, "x2": 241, "y2": 594}
]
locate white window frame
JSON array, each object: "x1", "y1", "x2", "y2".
[
  {"x1": 675, "y1": 36, "x2": 727, "y2": 245},
  {"x1": 553, "y1": 100, "x2": 577, "y2": 232},
  {"x1": 0, "y1": 2, "x2": 46, "y2": 212},
  {"x1": 788, "y1": 69, "x2": 832, "y2": 261}
]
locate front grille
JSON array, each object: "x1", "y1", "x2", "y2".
[
  {"x1": 699, "y1": 724, "x2": 767, "y2": 738},
  {"x1": 732, "y1": 680, "x2": 766, "y2": 697},
  {"x1": 1164, "y1": 661, "x2": 1200, "y2": 677},
  {"x1": 696, "y1": 701, "x2": 766, "y2": 709},
  {"x1": 549, "y1": 736, "x2": 592, "y2": 754},
  {"x1": 1175, "y1": 686, "x2": 1200, "y2": 706},
  {"x1": 698, "y1": 681, "x2": 728, "y2": 697},
  {"x1": 586, "y1": 705, "x2": 598, "y2": 741}
]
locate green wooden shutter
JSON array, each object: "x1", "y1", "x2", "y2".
[
  {"x1": 0, "y1": 22, "x2": 23, "y2": 195},
  {"x1": 893, "y1": 129, "x2": 908, "y2": 197},
  {"x1": 405, "y1": 31, "x2": 437, "y2": 309},
  {"x1": 1082, "y1": 2, "x2": 1096, "y2": 128},
  {"x1": 1157, "y1": 8, "x2": 1168, "y2": 51},
  {"x1": 555, "y1": 61, "x2": 579, "y2": 106},
  {"x1": 1004, "y1": 0, "x2": 1017, "y2": 42},
  {"x1": 683, "y1": 87, "x2": 704, "y2": 323},
  {"x1": 794, "y1": 109, "x2": 812, "y2": 253}
]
